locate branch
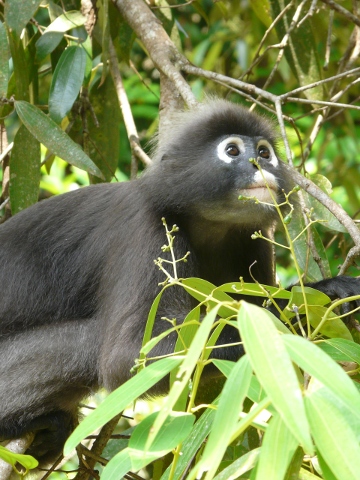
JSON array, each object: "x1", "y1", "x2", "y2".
[
  {"x1": 0, "y1": 434, "x2": 34, "y2": 480},
  {"x1": 111, "y1": 0, "x2": 196, "y2": 108},
  {"x1": 282, "y1": 163, "x2": 360, "y2": 274},
  {"x1": 319, "y1": 0, "x2": 360, "y2": 27},
  {"x1": 108, "y1": 39, "x2": 152, "y2": 170}
]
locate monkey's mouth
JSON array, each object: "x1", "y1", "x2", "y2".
[{"x1": 239, "y1": 181, "x2": 277, "y2": 203}]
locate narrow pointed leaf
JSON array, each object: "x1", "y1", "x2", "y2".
[
  {"x1": 64, "y1": 356, "x2": 183, "y2": 454},
  {"x1": 305, "y1": 387, "x2": 360, "y2": 480},
  {"x1": 4, "y1": 0, "x2": 42, "y2": 36},
  {"x1": 195, "y1": 355, "x2": 252, "y2": 480},
  {"x1": 0, "y1": 21, "x2": 9, "y2": 97},
  {"x1": 10, "y1": 124, "x2": 40, "y2": 214},
  {"x1": 255, "y1": 414, "x2": 299, "y2": 480},
  {"x1": 145, "y1": 306, "x2": 220, "y2": 451},
  {"x1": 283, "y1": 335, "x2": 360, "y2": 411},
  {"x1": 44, "y1": 11, "x2": 86, "y2": 33},
  {"x1": 14, "y1": 100, "x2": 104, "y2": 179},
  {"x1": 49, "y1": 46, "x2": 86, "y2": 123},
  {"x1": 238, "y1": 302, "x2": 313, "y2": 454}
]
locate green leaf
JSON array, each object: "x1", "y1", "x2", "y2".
[
  {"x1": 87, "y1": 75, "x2": 121, "y2": 182},
  {"x1": 238, "y1": 302, "x2": 313, "y2": 454},
  {"x1": 101, "y1": 448, "x2": 132, "y2": 480},
  {"x1": 0, "y1": 21, "x2": 9, "y2": 97},
  {"x1": 129, "y1": 411, "x2": 195, "y2": 456},
  {"x1": 195, "y1": 356, "x2": 252, "y2": 480},
  {"x1": 14, "y1": 100, "x2": 104, "y2": 179},
  {"x1": 10, "y1": 124, "x2": 40, "y2": 214},
  {"x1": 214, "y1": 449, "x2": 260, "y2": 480},
  {"x1": 64, "y1": 356, "x2": 183, "y2": 455},
  {"x1": 160, "y1": 398, "x2": 219, "y2": 480},
  {"x1": 182, "y1": 278, "x2": 237, "y2": 318},
  {"x1": 283, "y1": 335, "x2": 360, "y2": 410},
  {"x1": 289, "y1": 286, "x2": 331, "y2": 309},
  {"x1": 308, "y1": 306, "x2": 353, "y2": 341},
  {"x1": 250, "y1": 0, "x2": 272, "y2": 27},
  {"x1": 7, "y1": 30, "x2": 29, "y2": 101},
  {"x1": 44, "y1": 11, "x2": 86, "y2": 33},
  {"x1": 305, "y1": 386, "x2": 360, "y2": 479},
  {"x1": 144, "y1": 307, "x2": 220, "y2": 451},
  {"x1": 219, "y1": 281, "x2": 291, "y2": 299},
  {"x1": 255, "y1": 414, "x2": 299, "y2": 480},
  {"x1": 102, "y1": 412, "x2": 195, "y2": 479},
  {"x1": 35, "y1": 32, "x2": 64, "y2": 63},
  {"x1": 4, "y1": 0, "x2": 42, "y2": 36},
  {"x1": 49, "y1": 46, "x2": 86, "y2": 124},
  {"x1": 0, "y1": 445, "x2": 38, "y2": 472},
  {"x1": 318, "y1": 338, "x2": 360, "y2": 364}
]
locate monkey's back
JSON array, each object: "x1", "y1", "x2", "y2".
[{"x1": 0, "y1": 181, "x2": 156, "y2": 334}]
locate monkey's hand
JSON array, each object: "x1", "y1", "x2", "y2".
[{"x1": 307, "y1": 276, "x2": 360, "y2": 317}]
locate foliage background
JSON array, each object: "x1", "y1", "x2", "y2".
[{"x1": 0, "y1": 0, "x2": 360, "y2": 479}]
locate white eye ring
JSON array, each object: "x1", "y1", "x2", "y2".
[
  {"x1": 256, "y1": 140, "x2": 278, "y2": 167},
  {"x1": 217, "y1": 136, "x2": 245, "y2": 164}
]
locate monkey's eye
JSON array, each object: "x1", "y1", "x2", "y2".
[
  {"x1": 258, "y1": 145, "x2": 271, "y2": 159},
  {"x1": 226, "y1": 144, "x2": 240, "y2": 157}
]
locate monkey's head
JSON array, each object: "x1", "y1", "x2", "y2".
[{"x1": 145, "y1": 99, "x2": 294, "y2": 228}]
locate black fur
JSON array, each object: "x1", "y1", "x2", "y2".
[{"x1": 0, "y1": 100, "x2": 359, "y2": 462}]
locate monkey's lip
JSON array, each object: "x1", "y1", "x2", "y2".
[{"x1": 239, "y1": 183, "x2": 277, "y2": 202}]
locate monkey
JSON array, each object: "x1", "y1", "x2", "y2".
[{"x1": 0, "y1": 99, "x2": 359, "y2": 463}]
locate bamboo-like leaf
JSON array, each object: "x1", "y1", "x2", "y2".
[
  {"x1": 14, "y1": 100, "x2": 104, "y2": 179},
  {"x1": 214, "y1": 449, "x2": 260, "y2": 480},
  {"x1": 318, "y1": 338, "x2": 360, "y2": 364},
  {"x1": 64, "y1": 356, "x2": 183, "y2": 455},
  {"x1": 238, "y1": 302, "x2": 313, "y2": 454},
  {"x1": 305, "y1": 386, "x2": 360, "y2": 479},
  {"x1": 194, "y1": 356, "x2": 252, "y2": 480},
  {"x1": 129, "y1": 411, "x2": 194, "y2": 458},
  {"x1": 255, "y1": 414, "x2": 299, "y2": 480},
  {"x1": 49, "y1": 46, "x2": 86, "y2": 124},
  {"x1": 160, "y1": 398, "x2": 219, "y2": 480},
  {"x1": 101, "y1": 448, "x2": 132, "y2": 480},
  {"x1": 144, "y1": 307, "x2": 220, "y2": 451},
  {"x1": 10, "y1": 124, "x2": 40, "y2": 214},
  {"x1": 283, "y1": 335, "x2": 360, "y2": 408}
]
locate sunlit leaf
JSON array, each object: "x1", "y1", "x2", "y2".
[
  {"x1": 195, "y1": 356, "x2": 252, "y2": 479},
  {"x1": 255, "y1": 414, "x2": 299, "y2": 480},
  {"x1": 318, "y1": 338, "x2": 360, "y2": 364},
  {"x1": 305, "y1": 386, "x2": 360, "y2": 479},
  {"x1": 238, "y1": 302, "x2": 313, "y2": 454},
  {"x1": 64, "y1": 356, "x2": 183, "y2": 454}
]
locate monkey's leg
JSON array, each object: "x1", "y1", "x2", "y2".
[{"x1": 0, "y1": 318, "x2": 100, "y2": 464}]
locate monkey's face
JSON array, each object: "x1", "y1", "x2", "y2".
[
  {"x1": 147, "y1": 101, "x2": 293, "y2": 227},
  {"x1": 215, "y1": 134, "x2": 279, "y2": 203},
  {"x1": 187, "y1": 133, "x2": 289, "y2": 226}
]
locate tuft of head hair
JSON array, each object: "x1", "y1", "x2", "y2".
[{"x1": 151, "y1": 99, "x2": 279, "y2": 162}]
